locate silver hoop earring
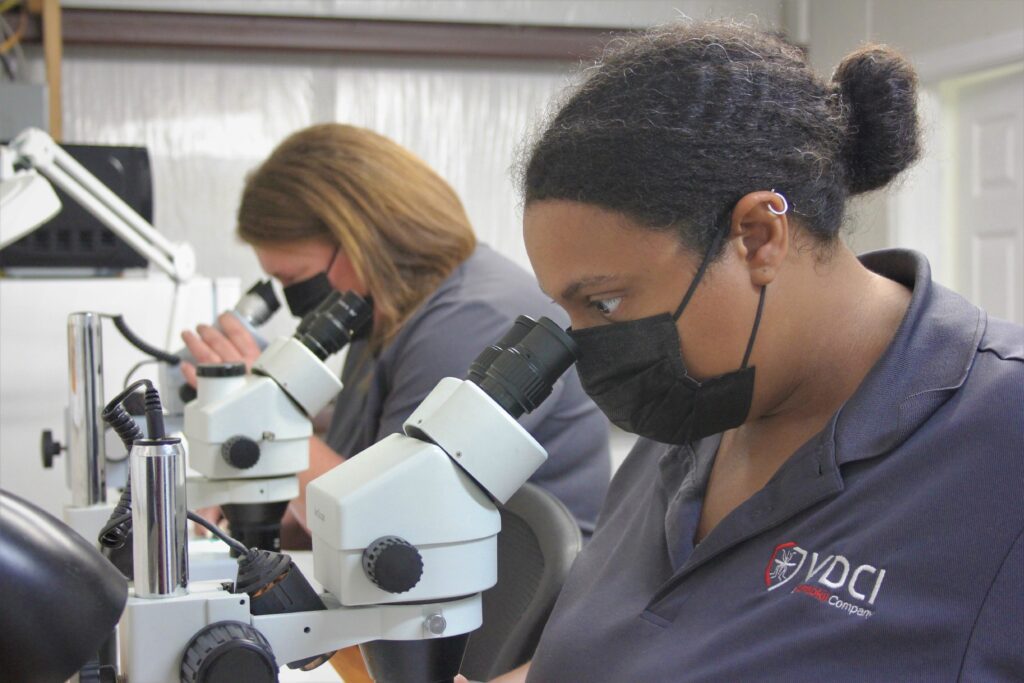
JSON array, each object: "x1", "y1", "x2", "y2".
[{"x1": 768, "y1": 189, "x2": 789, "y2": 216}]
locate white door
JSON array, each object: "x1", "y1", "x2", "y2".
[{"x1": 956, "y1": 66, "x2": 1024, "y2": 324}]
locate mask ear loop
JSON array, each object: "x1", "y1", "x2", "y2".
[
  {"x1": 673, "y1": 226, "x2": 728, "y2": 321},
  {"x1": 740, "y1": 286, "x2": 767, "y2": 368}
]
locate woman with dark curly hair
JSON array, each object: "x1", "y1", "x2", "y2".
[{"x1": 481, "y1": 19, "x2": 1023, "y2": 682}]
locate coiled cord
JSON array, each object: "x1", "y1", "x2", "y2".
[{"x1": 98, "y1": 379, "x2": 164, "y2": 549}]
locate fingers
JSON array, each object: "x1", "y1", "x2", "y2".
[
  {"x1": 182, "y1": 329, "x2": 220, "y2": 364},
  {"x1": 218, "y1": 312, "x2": 262, "y2": 365},
  {"x1": 195, "y1": 324, "x2": 245, "y2": 364},
  {"x1": 181, "y1": 361, "x2": 198, "y2": 388}
]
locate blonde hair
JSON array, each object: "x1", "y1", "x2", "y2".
[{"x1": 237, "y1": 124, "x2": 476, "y2": 349}]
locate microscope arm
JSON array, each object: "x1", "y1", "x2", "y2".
[{"x1": 253, "y1": 593, "x2": 481, "y2": 666}]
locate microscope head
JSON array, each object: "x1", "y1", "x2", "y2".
[{"x1": 186, "y1": 291, "x2": 371, "y2": 483}]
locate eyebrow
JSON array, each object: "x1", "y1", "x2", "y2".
[{"x1": 560, "y1": 275, "x2": 618, "y2": 301}]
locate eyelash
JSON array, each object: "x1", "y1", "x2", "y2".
[{"x1": 589, "y1": 296, "x2": 622, "y2": 317}]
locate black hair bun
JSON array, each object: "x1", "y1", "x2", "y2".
[{"x1": 833, "y1": 45, "x2": 921, "y2": 195}]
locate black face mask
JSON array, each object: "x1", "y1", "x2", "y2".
[
  {"x1": 568, "y1": 230, "x2": 766, "y2": 445},
  {"x1": 283, "y1": 272, "x2": 335, "y2": 318},
  {"x1": 282, "y1": 247, "x2": 340, "y2": 318}
]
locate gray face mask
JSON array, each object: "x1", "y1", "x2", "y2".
[{"x1": 568, "y1": 229, "x2": 766, "y2": 444}]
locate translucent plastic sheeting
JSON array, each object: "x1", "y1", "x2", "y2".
[
  {"x1": 46, "y1": 46, "x2": 573, "y2": 283},
  {"x1": 59, "y1": 0, "x2": 783, "y2": 30}
]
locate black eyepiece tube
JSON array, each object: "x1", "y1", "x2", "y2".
[
  {"x1": 471, "y1": 316, "x2": 580, "y2": 419},
  {"x1": 466, "y1": 315, "x2": 537, "y2": 384},
  {"x1": 294, "y1": 291, "x2": 372, "y2": 360}
]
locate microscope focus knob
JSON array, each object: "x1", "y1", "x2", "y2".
[
  {"x1": 221, "y1": 436, "x2": 261, "y2": 470},
  {"x1": 180, "y1": 621, "x2": 278, "y2": 683},
  {"x1": 362, "y1": 536, "x2": 423, "y2": 594}
]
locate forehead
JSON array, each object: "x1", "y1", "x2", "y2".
[
  {"x1": 523, "y1": 200, "x2": 683, "y2": 294},
  {"x1": 253, "y1": 238, "x2": 333, "y2": 278}
]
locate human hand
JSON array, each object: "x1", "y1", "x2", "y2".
[{"x1": 180, "y1": 312, "x2": 262, "y2": 387}]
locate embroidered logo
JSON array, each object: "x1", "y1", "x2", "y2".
[{"x1": 764, "y1": 541, "x2": 885, "y2": 619}]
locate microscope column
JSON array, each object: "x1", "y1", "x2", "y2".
[
  {"x1": 131, "y1": 440, "x2": 189, "y2": 598},
  {"x1": 67, "y1": 312, "x2": 106, "y2": 506}
]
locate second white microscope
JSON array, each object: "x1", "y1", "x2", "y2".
[{"x1": 184, "y1": 290, "x2": 372, "y2": 552}]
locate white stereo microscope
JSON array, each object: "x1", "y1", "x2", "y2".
[
  {"x1": 110, "y1": 314, "x2": 578, "y2": 682},
  {"x1": 182, "y1": 290, "x2": 371, "y2": 552}
]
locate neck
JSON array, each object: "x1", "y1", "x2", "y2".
[{"x1": 733, "y1": 244, "x2": 911, "y2": 467}]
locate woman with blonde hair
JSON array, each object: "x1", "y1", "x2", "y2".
[{"x1": 182, "y1": 123, "x2": 610, "y2": 545}]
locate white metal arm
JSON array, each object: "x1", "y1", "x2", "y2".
[{"x1": 6, "y1": 128, "x2": 195, "y2": 283}]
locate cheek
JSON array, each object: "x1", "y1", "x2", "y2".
[{"x1": 328, "y1": 256, "x2": 368, "y2": 296}]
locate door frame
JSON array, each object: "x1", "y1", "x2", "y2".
[{"x1": 888, "y1": 29, "x2": 1024, "y2": 289}]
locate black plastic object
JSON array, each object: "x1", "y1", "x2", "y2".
[
  {"x1": 470, "y1": 316, "x2": 580, "y2": 419},
  {"x1": 222, "y1": 501, "x2": 289, "y2": 555},
  {"x1": 460, "y1": 483, "x2": 583, "y2": 681},
  {"x1": 221, "y1": 435, "x2": 260, "y2": 469},
  {"x1": 244, "y1": 279, "x2": 281, "y2": 316},
  {"x1": 40, "y1": 428, "x2": 63, "y2": 468},
  {"x1": 0, "y1": 489, "x2": 128, "y2": 683},
  {"x1": 234, "y1": 549, "x2": 334, "y2": 671},
  {"x1": 362, "y1": 536, "x2": 424, "y2": 594},
  {"x1": 197, "y1": 362, "x2": 246, "y2": 378},
  {"x1": 180, "y1": 621, "x2": 278, "y2": 683},
  {"x1": 293, "y1": 291, "x2": 372, "y2": 361},
  {"x1": 0, "y1": 142, "x2": 151, "y2": 271},
  {"x1": 360, "y1": 634, "x2": 470, "y2": 683},
  {"x1": 466, "y1": 316, "x2": 536, "y2": 385}
]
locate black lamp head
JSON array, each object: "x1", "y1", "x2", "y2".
[{"x1": 0, "y1": 489, "x2": 128, "y2": 682}]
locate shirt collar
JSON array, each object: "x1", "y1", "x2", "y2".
[{"x1": 833, "y1": 249, "x2": 985, "y2": 465}]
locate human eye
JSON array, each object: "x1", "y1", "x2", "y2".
[{"x1": 589, "y1": 296, "x2": 622, "y2": 318}]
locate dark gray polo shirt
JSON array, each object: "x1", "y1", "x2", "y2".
[
  {"x1": 529, "y1": 250, "x2": 1024, "y2": 681},
  {"x1": 326, "y1": 244, "x2": 611, "y2": 534}
]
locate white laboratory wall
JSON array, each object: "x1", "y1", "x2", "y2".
[{"x1": 805, "y1": 0, "x2": 1024, "y2": 258}]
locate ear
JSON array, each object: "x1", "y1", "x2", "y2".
[{"x1": 728, "y1": 190, "x2": 790, "y2": 287}]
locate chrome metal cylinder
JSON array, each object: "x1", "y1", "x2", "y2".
[
  {"x1": 131, "y1": 439, "x2": 189, "y2": 598},
  {"x1": 66, "y1": 312, "x2": 106, "y2": 506}
]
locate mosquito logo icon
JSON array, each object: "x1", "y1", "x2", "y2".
[{"x1": 765, "y1": 541, "x2": 807, "y2": 590}]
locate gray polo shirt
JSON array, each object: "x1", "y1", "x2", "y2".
[
  {"x1": 326, "y1": 244, "x2": 611, "y2": 534},
  {"x1": 529, "y1": 250, "x2": 1024, "y2": 681}
]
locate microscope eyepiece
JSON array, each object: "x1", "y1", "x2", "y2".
[
  {"x1": 234, "y1": 279, "x2": 281, "y2": 325},
  {"x1": 466, "y1": 315, "x2": 537, "y2": 385},
  {"x1": 470, "y1": 316, "x2": 579, "y2": 419},
  {"x1": 294, "y1": 291, "x2": 372, "y2": 361}
]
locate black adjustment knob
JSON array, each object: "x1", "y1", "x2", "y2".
[
  {"x1": 221, "y1": 436, "x2": 260, "y2": 469},
  {"x1": 362, "y1": 536, "x2": 423, "y2": 594},
  {"x1": 40, "y1": 430, "x2": 64, "y2": 469},
  {"x1": 179, "y1": 383, "x2": 198, "y2": 404},
  {"x1": 180, "y1": 621, "x2": 278, "y2": 683}
]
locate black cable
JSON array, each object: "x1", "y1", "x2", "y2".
[
  {"x1": 188, "y1": 511, "x2": 250, "y2": 556},
  {"x1": 124, "y1": 358, "x2": 160, "y2": 389},
  {"x1": 107, "y1": 314, "x2": 180, "y2": 365},
  {"x1": 98, "y1": 380, "x2": 167, "y2": 549}
]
